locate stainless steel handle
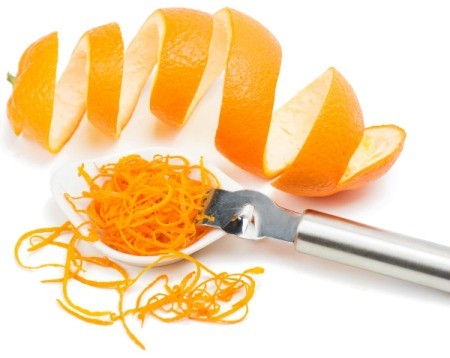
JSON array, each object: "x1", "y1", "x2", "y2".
[{"x1": 295, "y1": 210, "x2": 450, "y2": 293}]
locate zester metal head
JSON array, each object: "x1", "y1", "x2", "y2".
[{"x1": 198, "y1": 189, "x2": 300, "y2": 242}]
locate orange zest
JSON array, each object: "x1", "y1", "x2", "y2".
[
  {"x1": 15, "y1": 154, "x2": 264, "y2": 350},
  {"x1": 66, "y1": 154, "x2": 219, "y2": 255},
  {"x1": 7, "y1": 7, "x2": 406, "y2": 196}
]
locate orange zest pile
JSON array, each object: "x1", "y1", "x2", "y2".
[
  {"x1": 14, "y1": 154, "x2": 263, "y2": 350},
  {"x1": 7, "y1": 7, "x2": 406, "y2": 197},
  {"x1": 67, "y1": 154, "x2": 219, "y2": 255}
]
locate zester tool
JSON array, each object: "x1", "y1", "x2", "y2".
[{"x1": 200, "y1": 189, "x2": 450, "y2": 293}]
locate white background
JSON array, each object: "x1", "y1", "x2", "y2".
[{"x1": 1, "y1": 0, "x2": 449, "y2": 357}]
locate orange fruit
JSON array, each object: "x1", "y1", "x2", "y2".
[
  {"x1": 336, "y1": 125, "x2": 406, "y2": 192},
  {"x1": 206, "y1": 10, "x2": 405, "y2": 196},
  {"x1": 213, "y1": 8, "x2": 282, "y2": 176},
  {"x1": 7, "y1": 32, "x2": 58, "y2": 149},
  {"x1": 270, "y1": 67, "x2": 365, "y2": 197},
  {"x1": 7, "y1": 7, "x2": 406, "y2": 197},
  {"x1": 7, "y1": 24, "x2": 123, "y2": 153},
  {"x1": 111, "y1": 8, "x2": 213, "y2": 131},
  {"x1": 115, "y1": 8, "x2": 213, "y2": 130},
  {"x1": 148, "y1": 9, "x2": 213, "y2": 127},
  {"x1": 85, "y1": 23, "x2": 123, "y2": 137},
  {"x1": 7, "y1": 9, "x2": 213, "y2": 152}
]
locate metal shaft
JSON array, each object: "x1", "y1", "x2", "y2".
[{"x1": 295, "y1": 210, "x2": 450, "y2": 293}]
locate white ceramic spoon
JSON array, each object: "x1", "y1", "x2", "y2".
[{"x1": 50, "y1": 146, "x2": 242, "y2": 266}]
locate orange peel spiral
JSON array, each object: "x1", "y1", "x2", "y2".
[{"x1": 7, "y1": 7, "x2": 405, "y2": 197}]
